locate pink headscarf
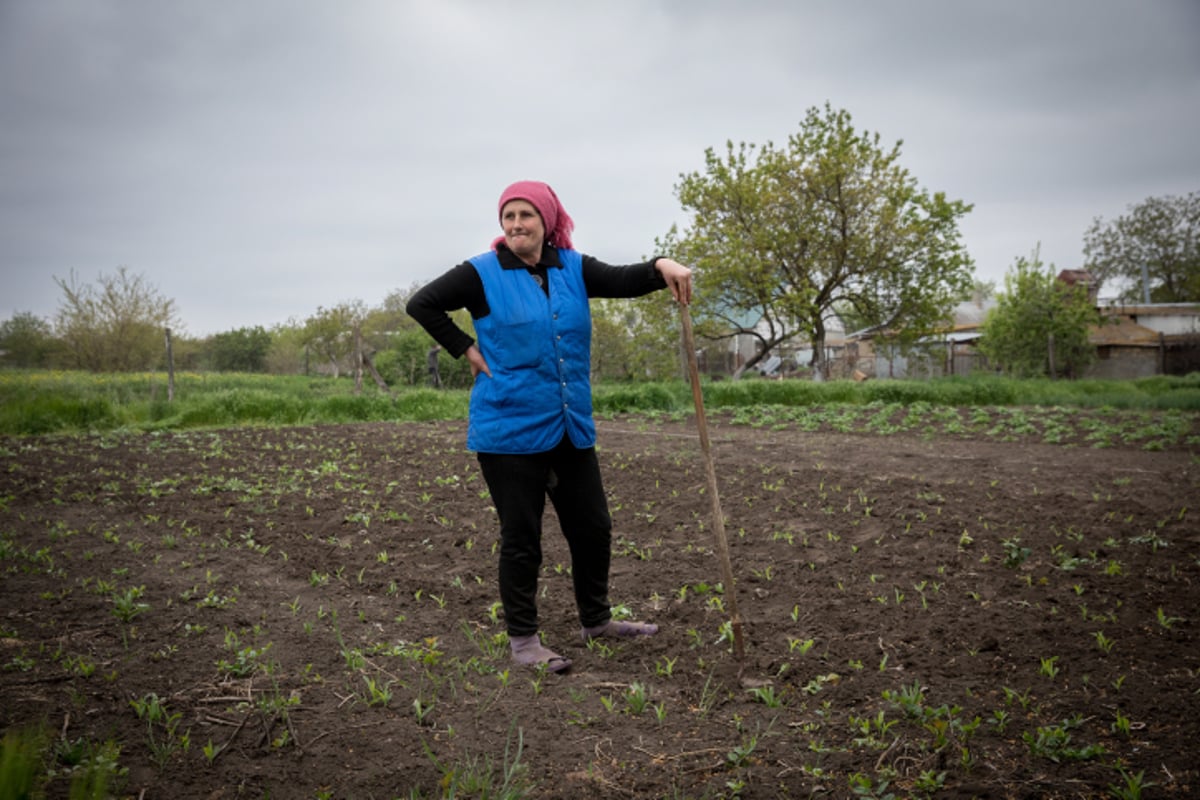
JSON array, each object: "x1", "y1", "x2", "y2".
[{"x1": 491, "y1": 180, "x2": 575, "y2": 251}]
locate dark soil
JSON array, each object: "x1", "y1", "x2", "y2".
[{"x1": 2, "y1": 414, "x2": 1198, "y2": 799}]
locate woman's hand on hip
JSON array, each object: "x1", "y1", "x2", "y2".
[{"x1": 466, "y1": 344, "x2": 492, "y2": 378}]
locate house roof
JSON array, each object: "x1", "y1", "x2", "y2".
[
  {"x1": 1058, "y1": 269, "x2": 1097, "y2": 287},
  {"x1": 949, "y1": 298, "x2": 996, "y2": 329},
  {"x1": 1101, "y1": 302, "x2": 1200, "y2": 317},
  {"x1": 1088, "y1": 317, "x2": 1161, "y2": 347}
]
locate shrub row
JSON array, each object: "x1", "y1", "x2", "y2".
[{"x1": 1, "y1": 370, "x2": 1197, "y2": 436}]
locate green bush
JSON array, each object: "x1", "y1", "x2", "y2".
[
  {"x1": 1, "y1": 370, "x2": 1196, "y2": 436},
  {"x1": 0, "y1": 394, "x2": 117, "y2": 435},
  {"x1": 392, "y1": 389, "x2": 469, "y2": 421},
  {"x1": 594, "y1": 383, "x2": 682, "y2": 413}
]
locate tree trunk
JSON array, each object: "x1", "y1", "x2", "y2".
[
  {"x1": 353, "y1": 326, "x2": 364, "y2": 395},
  {"x1": 361, "y1": 351, "x2": 394, "y2": 396},
  {"x1": 164, "y1": 327, "x2": 175, "y2": 402}
]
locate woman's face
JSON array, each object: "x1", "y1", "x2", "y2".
[{"x1": 501, "y1": 199, "x2": 544, "y2": 263}]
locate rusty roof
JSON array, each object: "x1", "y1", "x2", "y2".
[{"x1": 1089, "y1": 317, "x2": 1161, "y2": 347}]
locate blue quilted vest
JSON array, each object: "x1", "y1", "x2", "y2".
[{"x1": 466, "y1": 248, "x2": 595, "y2": 454}]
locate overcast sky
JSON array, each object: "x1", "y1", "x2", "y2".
[{"x1": 2, "y1": 1, "x2": 1198, "y2": 336}]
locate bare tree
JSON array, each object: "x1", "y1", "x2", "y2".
[{"x1": 54, "y1": 267, "x2": 180, "y2": 371}]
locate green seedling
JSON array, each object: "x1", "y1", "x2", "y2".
[
  {"x1": 1156, "y1": 607, "x2": 1183, "y2": 629},
  {"x1": 787, "y1": 637, "x2": 815, "y2": 655},
  {"x1": 363, "y1": 676, "x2": 393, "y2": 707},
  {"x1": 625, "y1": 682, "x2": 650, "y2": 715},
  {"x1": 750, "y1": 685, "x2": 783, "y2": 708},
  {"x1": 1001, "y1": 537, "x2": 1030, "y2": 568},
  {"x1": 110, "y1": 587, "x2": 149, "y2": 623},
  {"x1": 412, "y1": 697, "x2": 435, "y2": 726},
  {"x1": 1022, "y1": 717, "x2": 1105, "y2": 763},
  {"x1": 1108, "y1": 767, "x2": 1155, "y2": 800},
  {"x1": 725, "y1": 734, "x2": 757, "y2": 768},
  {"x1": 1039, "y1": 656, "x2": 1060, "y2": 678}
]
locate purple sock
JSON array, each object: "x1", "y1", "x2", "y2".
[
  {"x1": 509, "y1": 633, "x2": 571, "y2": 673},
  {"x1": 581, "y1": 620, "x2": 659, "y2": 641}
]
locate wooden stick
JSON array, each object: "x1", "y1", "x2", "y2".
[{"x1": 678, "y1": 302, "x2": 745, "y2": 663}]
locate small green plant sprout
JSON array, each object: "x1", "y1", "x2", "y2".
[
  {"x1": 750, "y1": 685, "x2": 783, "y2": 708},
  {"x1": 1108, "y1": 767, "x2": 1155, "y2": 800},
  {"x1": 1111, "y1": 709, "x2": 1136, "y2": 738},
  {"x1": 1022, "y1": 716, "x2": 1105, "y2": 763},
  {"x1": 725, "y1": 733, "x2": 758, "y2": 769},
  {"x1": 423, "y1": 722, "x2": 532, "y2": 799},
  {"x1": 715, "y1": 619, "x2": 736, "y2": 650},
  {"x1": 625, "y1": 682, "x2": 651, "y2": 715},
  {"x1": 217, "y1": 634, "x2": 272, "y2": 678},
  {"x1": 584, "y1": 637, "x2": 614, "y2": 658},
  {"x1": 1093, "y1": 631, "x2": 1115, "y2": 654},
  {"x1": 1001, "y1": 537, "x2": 1030, "y2": 568},
  {"x1": 848, "y1": 772, "x2": 895, "y2": 800},
  {"x1": 130, "y1": 692, "x2": 188, "y2": 770},
  {"x1": 202, "y1": 738, "x2": 220, "y2": 764},
  {"x1": 412, "y1": 696, "x2": 435, "y2": 726},
  {"x1": 787, "y1": 636, "x2": 815, "y2": 655},
  {"x1": 1156, "y1": 607, "x2": 1184, "y2": 629},
  {"x1": 363, "y1": 676, "x2": 393, "y2": 707},
  {"x1": 110, "y1": 586, "x2": 149, "y2": 623},
  {"x1": 655, "y1": 655, "x2": 677, "y2": 677},
  {"x1": 882, "y1": 680, "x2": 926, "y2": 718},
  {"x1": 1037, "y1": 655, "x2": 1061, "y2": 679},
  {"x1": 913, "y1": 770, "x2": 946, "y2": 794}
]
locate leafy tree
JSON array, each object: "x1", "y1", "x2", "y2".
[
  {"x1": 264, "y1": 319, "x2": 308, "y2": 375},
  {"x1": 302, "y1": 301, "x2": 365, "y2": 378},
  {"x1": 590, "y1": 295, "x2": 683, "y2": 381},
  {"x1": 53, "y1": 267, "x2": 180, "y2": 371},
  {"x1": 207, "y1": 326, "x2": 272, "y2": 372},
  {"x1": 0, "y1": 311, "x2": 58, "y2": 368},
  {"x1": 660, "y1": 103, "x2": 974, "y2": 378},
  {"x1": 963, "y1": 278, "x2": 997, "y2": 303},
  {"x1": 1083, "y1": 192, "x2": 1199, "y2": 302},
  {"x1": 978, "y1": 248, "x2": 1100, "y2": 378},
  {"x1": 372, "y1": 284, "x2": 478, "y2": 388}
]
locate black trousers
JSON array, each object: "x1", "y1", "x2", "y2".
[{"x1": 477, "y1": 435, "x2": 613, "y2": 637}]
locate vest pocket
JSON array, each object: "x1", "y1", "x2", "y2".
[{"x1": 491, "y1": 320, "x2": 543, "y2": 370}]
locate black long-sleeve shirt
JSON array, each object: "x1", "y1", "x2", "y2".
[{"x1": 406, "y1": 244, "x2": 666, "y2": 358}]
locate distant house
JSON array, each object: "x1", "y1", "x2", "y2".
[
  {"x1": 844, "y1": 296, "x2": 996, "y2": 379},
  {"x1": 1057, "y1": 269, "x2": 1100, "y2": 304},
  {"x1": 1085, "y1": 302, "x2": 1200, "y2": 378},
  {"x1": 702, "y1": 278, "x2": 1199, "y2": 380},
  {"x1": 705, "y1": 307, "x2": 847, "y2": 378}
]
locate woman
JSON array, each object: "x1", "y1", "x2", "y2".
[{"x1": 406, "y1": 180, "x2": 692, "y2": 673}]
